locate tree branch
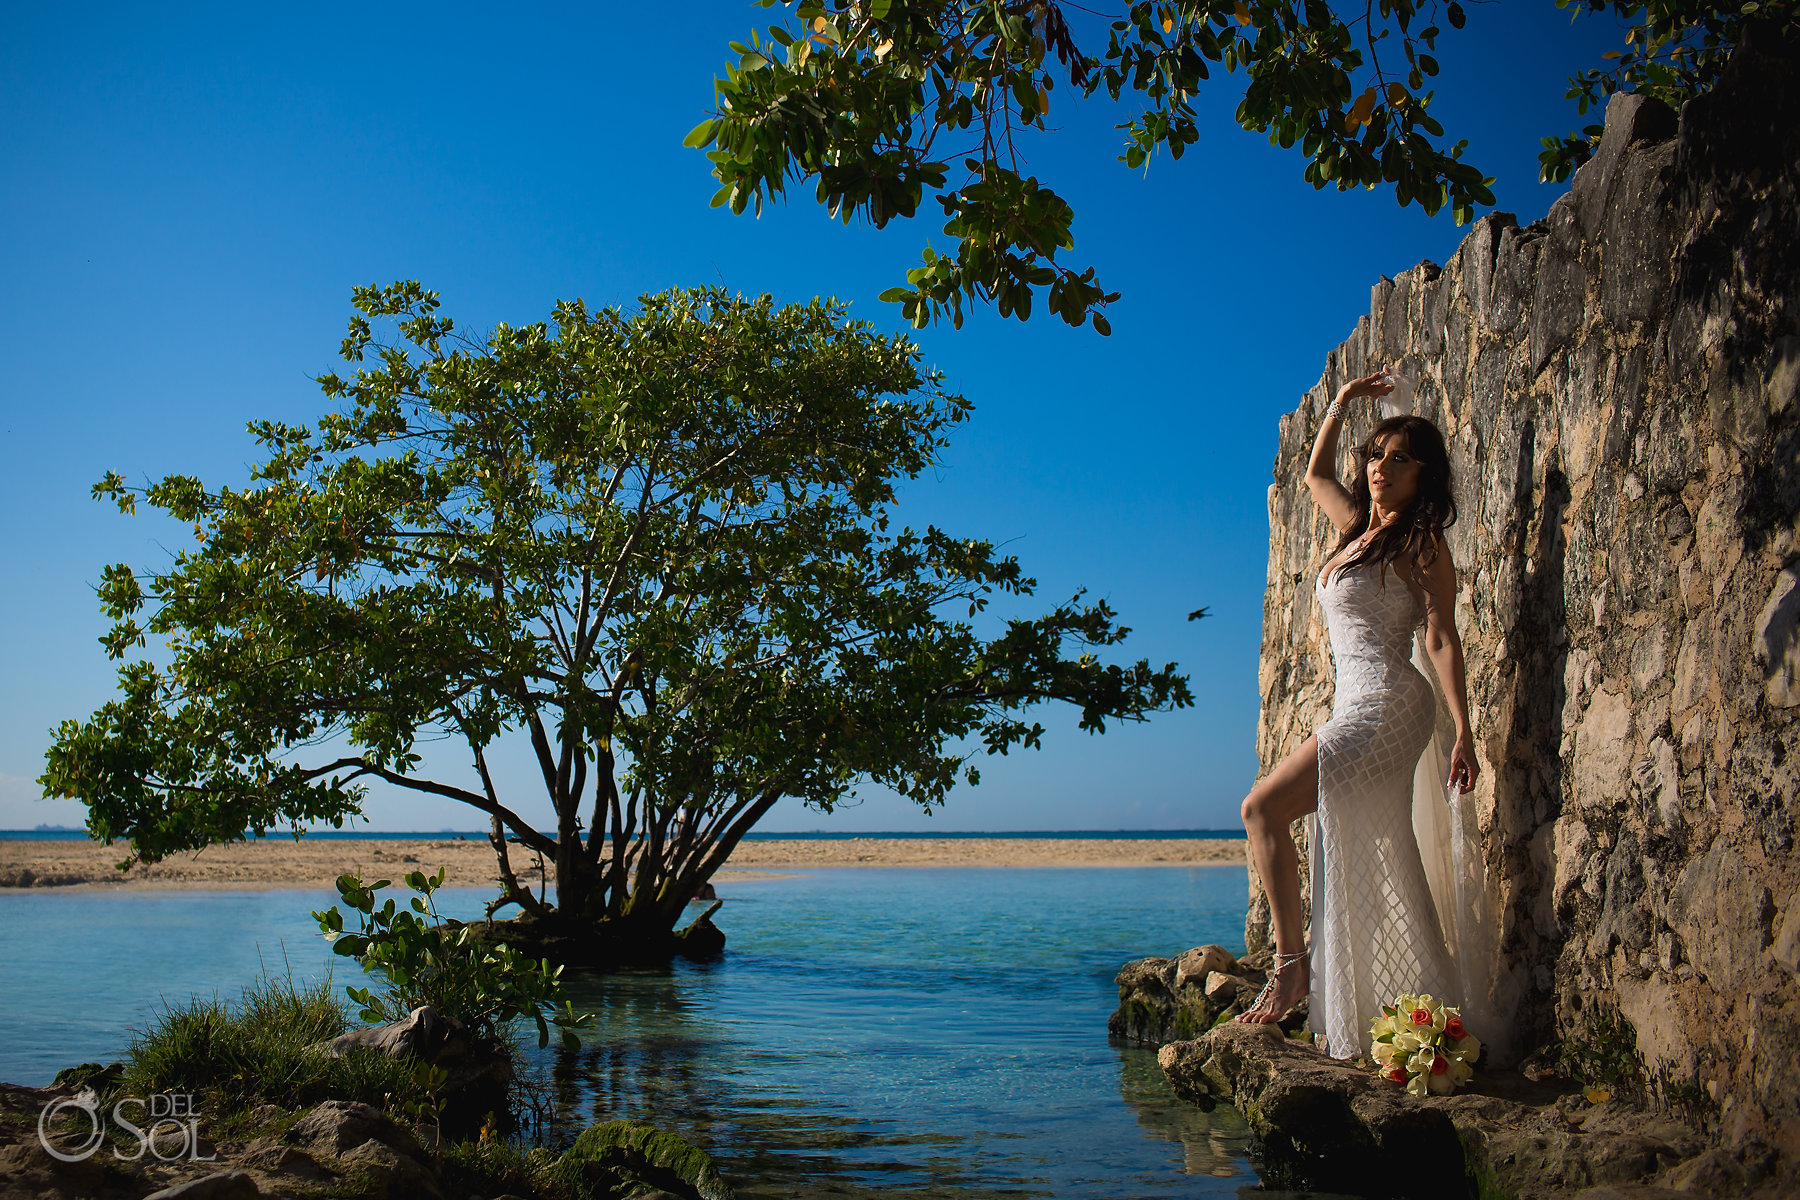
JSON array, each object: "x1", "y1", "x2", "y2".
[{"x1": 345, "y1": 759, "x2": 556, "y2": 858}]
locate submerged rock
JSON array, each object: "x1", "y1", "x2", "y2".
[{"x1": 1159, "y1": 1023, "x2": 1787, "y2": 1199}]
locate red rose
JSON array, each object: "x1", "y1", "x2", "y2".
[
  {"x1": 1387, "y1": 1066, "x2": 1408, "y2": 1083},
  {"x1": 1445, "y1": 1017, "x2": 1466, "y2": 1040},
  {"x1": 1411, "y1": 1007, "x2": 1433, "y2": 1026},
  {"x1": 1431, "y1": 1055, "x2": 1449, "y2": 1075}
]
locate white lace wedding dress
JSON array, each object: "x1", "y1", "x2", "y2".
[{"x1": 1303, "y1": 557, "x2": 1510, "y2": 1063}]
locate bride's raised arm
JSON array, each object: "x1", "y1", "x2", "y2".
[{"x1": 1305, "y1": 370, "x2": 1393, "y2": 534}]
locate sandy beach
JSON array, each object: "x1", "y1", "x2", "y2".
[{"x1": 0, "y1": 835, "x2": 1244, "y2": 891}]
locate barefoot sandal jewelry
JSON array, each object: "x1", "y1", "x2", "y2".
[{"x1": 1245, "y1": 949, "x2": 1309, "y2": 1017}]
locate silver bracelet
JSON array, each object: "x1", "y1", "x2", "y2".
[{"x1": 1325, "y1": 397, "x2": 1343, "y2": 420}]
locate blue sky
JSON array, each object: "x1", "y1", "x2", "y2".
[{"x1": 0, "y1": 3, "x2": 1627, "y2": 833}]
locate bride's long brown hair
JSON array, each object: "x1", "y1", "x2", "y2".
[{"x1": 1327, "y1": 414, "x2": 1458, "y2": 588}]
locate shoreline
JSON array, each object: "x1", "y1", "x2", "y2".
[{"x1": 0, "y1": 836, "x2": 1245, "y2": 892}]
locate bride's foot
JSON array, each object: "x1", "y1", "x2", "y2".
[{"x1": 1233, "y1": 950, "x2": 1310, "y2": 1024}]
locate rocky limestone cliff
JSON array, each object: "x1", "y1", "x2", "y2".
[{"x1": 1246, "y1": 21, "x2": 1799, "y2": 1158}]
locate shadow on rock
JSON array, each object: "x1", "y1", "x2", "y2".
[{"x1": 1158, "y1": 1023, "x2": 1786, "y2": 1200}]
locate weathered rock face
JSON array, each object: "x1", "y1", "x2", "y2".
[
  {"x1": 1159, "y1": 1024, "x2": 1787, "y2": 1200},
  {"x1": 1109, "y1": 945, "x2": 1310, "y2": 1045},
  {"x1": 1248, "y1": 21, "x2": 1800, "y2": 1157}
]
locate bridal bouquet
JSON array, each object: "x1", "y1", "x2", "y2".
[{"x1": 1369, "y1": 993, "x2": 1481, "y2": 1096}]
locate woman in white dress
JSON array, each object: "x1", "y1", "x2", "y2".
[{"x1": 1232, "y1": 368, "x2": 1482, "y2": 1060}]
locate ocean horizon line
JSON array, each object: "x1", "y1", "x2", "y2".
[{"x1": 3, "y1": 826, "x2": 1246, "y2": 842}]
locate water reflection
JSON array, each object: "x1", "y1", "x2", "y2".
[
  {"x1": 536, "y1": 968, "x2": 1054, "y2": 1197},
  {"x1": 509, "y1": 868, "x2": 1266, "y2": 1198},
  {"x1": 0, "y1": 869, "x2": 1272, "y2": 1197},
  {"x1": 1113, "y1": 1045, "x2": 1255, "y2": 1180}
]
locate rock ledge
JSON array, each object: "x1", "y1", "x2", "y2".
[
  {"x1": 1159, "y1": 1024, "x2": 1784, "y2": 1200},
  {"x1": 1108, "y1": 945, "x2": 1309, "y2": 1045}
]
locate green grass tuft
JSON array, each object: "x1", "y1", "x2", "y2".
[
  {"x1": 439, "y1": 1139, "x2": 580, "y2": 1200},
  {"x1": 120, "y1": 968, "x2": 424, "y2": 1117}
]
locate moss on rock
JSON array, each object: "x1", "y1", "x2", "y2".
[{"x1": 561, "y1": 1120, "x2": 736, "y2": 1200}]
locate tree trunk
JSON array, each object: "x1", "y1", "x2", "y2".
[
  {"x1": 474, "y1": 834, "x2": 725, "y2": 968},
  {"x1": 473, "y1": 903, "x2": 724, "y2": 969}
]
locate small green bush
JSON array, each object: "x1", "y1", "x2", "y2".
[
  {"x1": 1557, "y1": 1003, "x2": 1648, "y2": 1101},
  {"x1": 314, "y1": 867, "x2": 593, "y2": 1049}
]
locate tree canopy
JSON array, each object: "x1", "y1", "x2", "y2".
[
  {"x1": 43, "y1": 283, "x2": 1190, "y2": 952},
  {"x1": 691, "y1": 0, "x2": 1792, "y2": 333}
]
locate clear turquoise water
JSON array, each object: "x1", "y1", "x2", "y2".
[{"x1": 0, "y1": 866, "x2": 1259, "y2": 1197}]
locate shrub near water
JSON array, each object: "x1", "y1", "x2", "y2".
[
  {"x1": 120, "y1": 972, "x2": 425, "y2": 1126},
  {"x1": 315, "y1": 867, "x2": 592, "y2": 1049},
  {"x1": 105, "y1": 869, "x2": 592, "y2": 1138}
]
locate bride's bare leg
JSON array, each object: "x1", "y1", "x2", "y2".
[{"x1": 1234, "y1": 735, "x2": 1319, "y2": 1023}]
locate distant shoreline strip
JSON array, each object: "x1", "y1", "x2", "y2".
[{"x1": 3, "y1": 827, "x2": 1246, "y2": 842}]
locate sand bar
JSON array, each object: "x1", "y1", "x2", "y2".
[
  {"x1": 0, "y1": 836, "x2": 1244, "y2": 891},
  {"x1": 726, "y1": 837, "x2": 1244, "y2": 869}
]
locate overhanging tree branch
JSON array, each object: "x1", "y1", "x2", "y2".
[{"x1": 696, "y1": 0, "x2": 1783, "y2": 331}]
